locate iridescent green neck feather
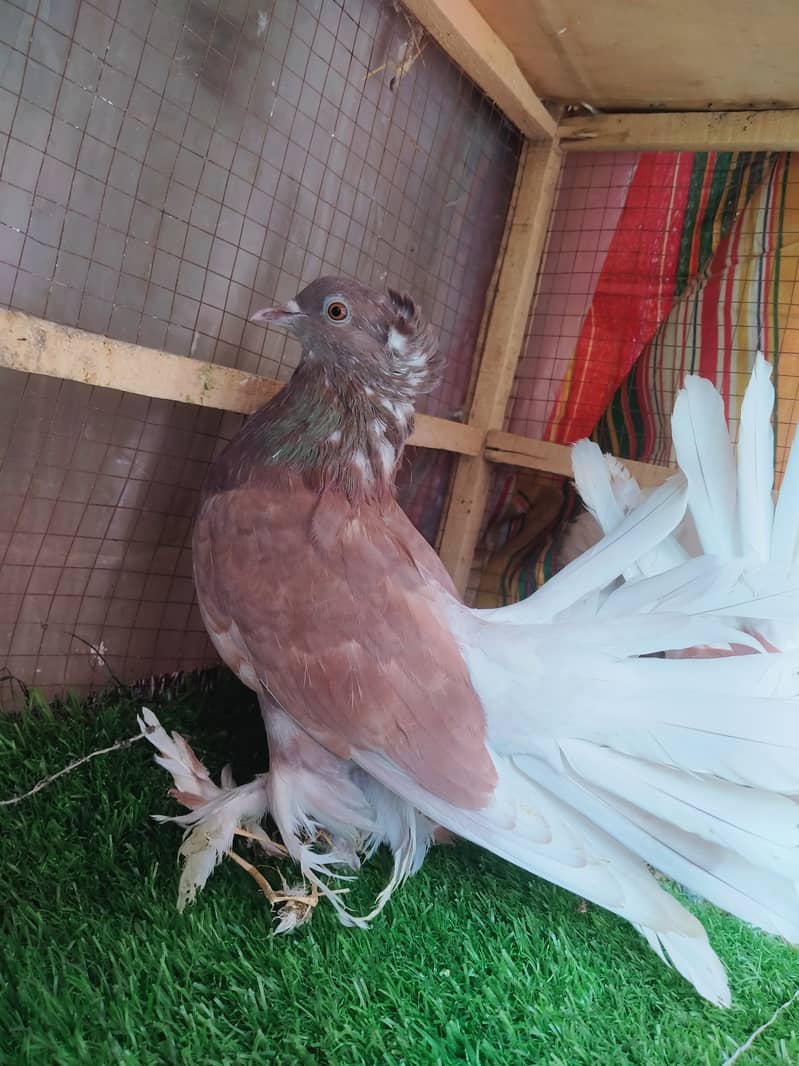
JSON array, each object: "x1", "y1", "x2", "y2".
[
  {"x1": 202, "y1": 275, "x2": 440, "y2": 505},
  {"x1": 207, "y1": 356, "x2": 415, "y2": 504}
]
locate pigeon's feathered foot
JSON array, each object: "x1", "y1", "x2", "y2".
[
  {"x1": 226, "y1": 847, "x2": 324, "y2": 933},
  {"x1": 141, "y1": 705, "x2": 437, "y2": 929},
  {"x1": 138, "y1": 708, "x2": 282, "y2": 912},
  {"x1": 139, "y1": 708, "x2": 326, "y2": 928},
  {"x1": 233, "y1": 825, "x2": 287, "y2": 856}
]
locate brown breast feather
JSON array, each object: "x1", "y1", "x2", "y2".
[{"x1": 193, "y1": 470, "x2": 497, "y2": 810}]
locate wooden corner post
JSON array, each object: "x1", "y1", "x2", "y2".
[{"x1": 437, "y1": 140, "x2": 562, "y2": 594}]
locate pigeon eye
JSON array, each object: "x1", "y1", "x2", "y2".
[{"x1": 325, "y1": 300, "x2": 349, "y2": 323}]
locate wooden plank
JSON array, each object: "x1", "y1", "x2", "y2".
[
  {"x1": 484, "y1": 430, "x2": 673, "y2": 487},
  {"x1": 0, "y1": 308, "x2": 484, "y2": 457},
  {"x1": 559, "y1": 110, "x2": 799, "y2": 153},
  {"x1": 0, "y1": 313, "x2": 685, "y2": 487},
  {"x1": 436, "y1": 141, "x2": 563, "y2": 593},
  {"x1": 470, "y1": 0, "x2": 799, "y2": 113},
  {"x1": 401, "y1": 0, "x2": 556, "y2": 140}
]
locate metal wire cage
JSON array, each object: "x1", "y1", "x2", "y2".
[{"x1": 0, "y1": 0, "x2": 520, "y2": 703}]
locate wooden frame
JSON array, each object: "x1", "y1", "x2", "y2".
[
  {"x1": 436, "y1": 140, "x2": 563, "y2": 592},
  {"x1": 400, "y1": 0, "x2": 557, "y2": 140},
  {"x1": 484, "y1": 431, "x2": 671, "y2": 487},
  {"x1": 0, "y1": 310, "x2": 484, "y2": 457},
  {"x1": 3, "y1": 301, "x2": 639, "y2": 503},
  {"x1": 558, "y1": 109, "x2": 799, "y2": 153},
  {"x1": 2, "y1": 0, "x2": 796, "y2": 599}
]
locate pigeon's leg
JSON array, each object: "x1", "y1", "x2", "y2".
[
  {"x1": 143, "y1": 701, "x2": 436, "y2": 927},
  {"x1": 141, "y1": 708, "x2": 286, "y2": 909},
  {"x1": 259, "y1": 695, "x2": 441, "y2": 927},
  {"x1": 232, "y1": 825, "x2": 288, "y2": 855},
  {"x1": 226, "y1": 846, "x2": 323, "y2": 931},
  {"x1": 259, "y1": 693, "x2": 390, "y2": 925}
]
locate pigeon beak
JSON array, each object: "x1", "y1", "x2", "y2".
[{"x1": 249, "y1": 300, "x2": 303, "y2": 327}]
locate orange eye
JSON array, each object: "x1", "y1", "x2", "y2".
[{"x1": 326, "y1": 300, "x2": 349, "y2": 322}]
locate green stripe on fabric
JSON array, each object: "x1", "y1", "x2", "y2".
[
  {"x1": 676, "y1": 154, "x2": 709, "y2": 295},
  {"x1": 772, "y1": 154, "x2": 789, "y2": 469},
  {"x1": 746, "y1": 153, "x2": 766, "y2": 199},
  {"x1": 698, "y1": 154, "x2": 731, "y2": 267},
  {"x1": 721, "y1": 154, "x2": 748, "y2": 236},
  {"x1": 774, "y1": 154, "x2": 788, "y2": 364},
  {"x1": 630, "y1": 363, "x2": 648, "y2": 459}
]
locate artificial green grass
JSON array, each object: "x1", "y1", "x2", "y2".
[{"x1": 2, "y1": 673, "x2": 799, "y2": 1066}]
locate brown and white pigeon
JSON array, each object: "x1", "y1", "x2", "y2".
[{"x1": 143, "y1": 278, "x2": 799, "y2": 1007}]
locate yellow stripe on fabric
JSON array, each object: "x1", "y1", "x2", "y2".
[{"x1": 775, "y1": 155, "x2": 799, "y2": 486}]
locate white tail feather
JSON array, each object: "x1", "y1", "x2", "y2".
[
  {"x1": 561, "y1": 739, "x2": 799, "y2": 878},
  {"x1": 570, "y1": 441, "x2": 690, "y2": 579},
  {"x1": 671, "y1": 372, "x2": 738, "y2": 557},
  {"x1": 772, "y1": 421, "x2": 799, "y2": 568},
  {"x1": 736, "y1": 353, "x2": 775, "y2": 561},
  {"x1": 513, "y1": 753, "x2": 799, "y2": 946},
  {"x1": 571, "y1": 440, "x2": 629, "y2": 536},
  {"x1": 487, "y1": 474, "x2": 688, "y2": 625},
  {"x1": 459, "y1": 356, "x2": 799, "y2": 1004}
]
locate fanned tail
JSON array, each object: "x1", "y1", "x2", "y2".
[{"x1": 458, "y1": 356, "x2": 799, "y2": 1005}]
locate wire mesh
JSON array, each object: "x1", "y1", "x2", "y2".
[
  {"x1": 509, "y1": 149, "x2": 799, "y2": 476},
  {"x1": 476, "y1": 147, "x2": 799, "y2": 610},
  {"x1": 0, "y1": 0, "x2": 520, "y2": 704}
]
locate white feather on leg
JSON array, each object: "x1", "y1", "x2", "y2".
[
  {"x1": 139, "y1": 708, "x2": 276, "y2": 910},
  {"x1": 140, "y1": 704, "x2": 437, "y2": 929}
]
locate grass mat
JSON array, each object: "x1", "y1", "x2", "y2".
[{"x1": 2, "y1": 672, "x2": 799, "y2": 1065}]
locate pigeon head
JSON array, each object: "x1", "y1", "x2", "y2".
[
  {"x1": 250, "y1": 276, "x2": 441, "y2": 401},
  {"x1": 218, "y1": 277, "x2": 441, "y2": 502}
]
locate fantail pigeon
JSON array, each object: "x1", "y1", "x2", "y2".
[{"x1": 143, "y1": 277, "x2": 799, "y2": 1007}]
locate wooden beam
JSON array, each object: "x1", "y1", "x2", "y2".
[
  {"x1": 401, "y1": 0, "x2": 556, "y2": 140},
  {"x1": 436, "y1": 141, "x2": 563, "y2": 593},
  {"x1": 559, "y1": 109, "x2": 799, "y2": 153},
  {"x1": 0, "y1": 309, "x2": 484, "y2": 458},
  {"x1": 484, "y1": 430, "x2": 673, "y2": 487},
  {"x1": 0, "y1": 311, "x2": 686, "y2": 491}
]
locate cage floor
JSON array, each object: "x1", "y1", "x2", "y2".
[{"x1": 3, "y1": 677, "x2": 798, "y2": 1066}]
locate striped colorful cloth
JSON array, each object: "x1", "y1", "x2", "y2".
[
  {"x1": 594, "y1": 153, "x2": 791, "y2": 465},
  {"x1": 475, "y1": 150, "x2": 799, "y2": 608}
]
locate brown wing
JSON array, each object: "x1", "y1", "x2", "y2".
[{"x1": 193, "y1": 470, "x2": 497, "y2": 810}]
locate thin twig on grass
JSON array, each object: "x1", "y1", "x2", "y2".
[
  {"x1": 0, "y1": 731, "x2": 148, "y2": 807},
  {"x1": 720, "y1": 987, "x2": 799, "y2": 1064}
]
